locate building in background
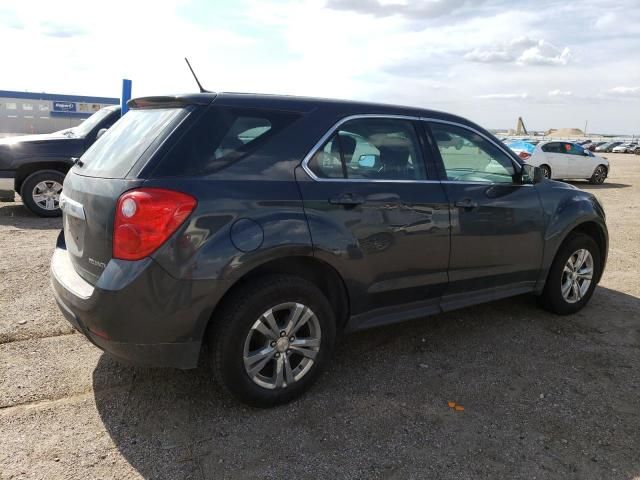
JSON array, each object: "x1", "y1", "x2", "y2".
[{"x1": 0, "y1": 90, "x2": 119, "y2": 136}]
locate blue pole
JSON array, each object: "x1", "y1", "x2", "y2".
[{"x1": 121, "y1": 79, "x2": 132, "y2": 116}]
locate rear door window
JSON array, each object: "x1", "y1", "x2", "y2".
[
  {"x1": 565, "y1": 143, "x2": 585, "y2": 156},
  {"x1": 153, "y1": 107, "x2": 300, "y2": 177},
  {"x1": 306, "y1": 117, "x2": 426, "y2": 181},
  {"x1": 77, "y1": 108, "x2": 187, "y2": 178}
]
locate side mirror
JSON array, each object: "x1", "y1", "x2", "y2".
[
  {"x1": 358, "y1": 154, "x2": 376, "y2": 168},
  {"x1": 583, "y1": 150, "x2": 591, "y2": 156},
  {"x1": 96, "y1": 128, "x2": 108, "y2": 140},
  {"x1": 520, "y1": 163, "x2": 543, "y2": 184}
]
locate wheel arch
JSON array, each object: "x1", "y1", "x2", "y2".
[
  {"x1": 203, "y1": 255, "x2": 351, "y2": 345},
  {"x1": 592, "y1": 163, "x2": 608, "y2": 175},
  {"x1": 536, "y1": 219, "x2": 608, "y2": 293},
  {"x1": 15, "y1": 161, "x2": 70, "y2": 194}
]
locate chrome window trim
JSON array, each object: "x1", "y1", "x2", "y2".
[
  {"x1": 300, "y1": 114, "x2": 438, "y2": 183},
  {"x1": 300, "y1": 113, "x2": 533, "y2": 187}
]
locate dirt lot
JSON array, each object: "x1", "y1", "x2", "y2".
[{"x1": 1, "y1": 153, "x2": 639, "y2": 480}]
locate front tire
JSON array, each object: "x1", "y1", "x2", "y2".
[
  {"x1": 538, "y1": 233, "x2": 601, "y2": 315},
  {"x1": 209, "y1": 274, "x2": 336, "y2": 407},
  {"x1": 20, "y1": 170, "x2": 65, "y2": 217},
  {"x1": 589, "y1": 165, "x2": 607, "y2": 185}
]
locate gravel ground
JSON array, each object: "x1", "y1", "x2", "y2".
[{"x1": 1, "y1": 153, "x2": 639, "y2": 480}]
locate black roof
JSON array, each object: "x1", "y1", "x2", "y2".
[{"x1": 128, "y1": 91, "x2": 478, "y2": 130}]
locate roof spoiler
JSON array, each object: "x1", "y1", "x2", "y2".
[{"x1": 127, "y1": 94, "x2": 215, "y2": 109}]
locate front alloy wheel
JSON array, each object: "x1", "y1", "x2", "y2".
[
  {"x1": 538, "y1": 232, "x2": 601, "y2": 315},
  {"x1": 243, "y1": 302, "x2": 321, "y2": 390},
  {"x1": 560, "y1": 249, "x2": 593, "y2": 304}
]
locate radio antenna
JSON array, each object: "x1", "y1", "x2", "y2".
[{"x1": 184, "y1": 57, "x2": 210, "y2": 93}]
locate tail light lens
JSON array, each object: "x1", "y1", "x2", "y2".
[
  {"x1": 518, "y1": 151, "x2": 531, "y2": 160},
  {"x1": 113, "y1": 188, "x2": 197, "y2": 260}
]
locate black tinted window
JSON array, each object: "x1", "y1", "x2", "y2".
[
  {"x1": 154, "y1": 107, "x2": 299, "y2": 177},
  {"x1": 542, "y1": 142, "x2": 561, "y2": 153}
]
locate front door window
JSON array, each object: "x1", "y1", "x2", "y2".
[{"x1": 429, "y1": 123, "x2": 516, "y2": 184}]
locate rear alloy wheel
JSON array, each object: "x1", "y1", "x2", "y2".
[
  {"x1": 243, "y1": 302, "x2": 321, "y2": 390},
  {"x1": 209, "y1": 274, "x2": 336, "y2": 407},
  {"x1": 589, "y1": 165, "x2": 607, "y2": 185},
  {"x1": 538, "y1": 232, "x2": 601, "y2": 315},
  {"x1": 540, "y1": 165, "x2": 551, "y2": 179},
  {"x1": 20, "y1": 170, "x2": 65, "y2": 217}
]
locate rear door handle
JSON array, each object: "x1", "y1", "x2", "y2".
[
  {"x1": 454, "y1": 198, "x2": 477, "y2": 209},
  {"x1": 329, "y1": 193, "x2": 365, "y2": 206}
]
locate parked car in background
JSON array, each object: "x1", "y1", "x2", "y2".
[
  {"x1": 612, "y1": 143, "x2": 637, "y2": 153},
  {"x1": 588, "y1": 141, "x2": 607, "y2": 152},
  {"x1": 597, "y1": 141, "x2": 623, "y2": 153},
  {"x1": 51, "y1": 92, "x2": 608, "y2": 407},
  {"x1": 519, "y1": 141, "x2": 609, "y2": 184},
  {"x1": 505, "y1": 140, "x2": 535, "y2": 160},
  {"x1": 0, "y1": 105, "x2": 121, "y2": 216}
]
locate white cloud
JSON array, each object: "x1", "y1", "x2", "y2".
[
  {"x1": 464, "y1": 49, "x2": 513, "y2": 63},
  {"x1": 325, "y1": 0, "x2": 486, "y2": 19},
  {"x1": 465, "y1": 37, "x2": 570, "y2": 66},
  {"x1": 548, "y1": 89, "x2": 573, "y2": 96},
  {"x1": 518, "y1": 41, "x2": 570, "y2": 66},
  {"x1": 477, "y1": 93, "x2": 529, "y2": 99},
  {"x1": 607, "y1": 86, "x2": 640, "y2": 97}
]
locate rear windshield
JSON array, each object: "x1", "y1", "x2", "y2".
[
  {"x1": 152, "y1": 106, "x2": 300, "y2": 177},
  {"x1": 77, "y1": 108, "x2": 187, "y2": 178}
]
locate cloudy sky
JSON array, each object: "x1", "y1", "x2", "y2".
[{"x1": 1, "y1": 0, "x2": 639, "y2": 134}]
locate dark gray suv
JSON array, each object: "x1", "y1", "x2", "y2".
[{"x1": 51, "y1": 93, "x2": 608, "y2": 407}]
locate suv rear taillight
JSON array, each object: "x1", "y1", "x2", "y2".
[
  {"x1": 518, "y1": 151, "x2": 531, "y2": 160},
  {"x1": 113, "y1": 188, "x2": 197, "y2": 260}
]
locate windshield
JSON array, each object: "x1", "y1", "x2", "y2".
[
  {"x1": 57, "y1": 108, "x2": 116, "y2": 138},
  {"x1": 77, "y1": 108, "x2": 187, "y2": 178}
]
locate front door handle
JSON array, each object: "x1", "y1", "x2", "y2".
[
  {"x1": 454, "y1": 198, "x2": 478, "y2": 209},
  {"x1": 329, "y1": 193, "x2": 365, "y2": 206}
]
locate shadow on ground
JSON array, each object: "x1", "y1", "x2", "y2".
[
  {"x1": 567, "y1": 182, "x2": 631, "y2": 190},
  {"x1": 0, "y1": 202, "x2": 61, "y2": 229},
  {"x1": 94, "y1": 287, "x2": 640, "y2": 479}
]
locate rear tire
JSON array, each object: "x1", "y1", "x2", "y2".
[
  {"x1": 209, "y1": 274, "x2": 336, "y2": 407},
  {"x1": 538, "y1": 233, "x2": 601, "y2": 315},
  {"x1": 589, "y1": 165, "x2": 607, "y2": 185},
  {"x1": 540, "y1": 164, "x2": 551, "y2": 179},
  {"x1": 20, "y1": 170, "x2": 65, "y2": 217}
]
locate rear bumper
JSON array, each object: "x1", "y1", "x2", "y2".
[{"x1": 50, "y1": 231, "x2": 224, "y2": 369}]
